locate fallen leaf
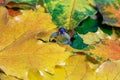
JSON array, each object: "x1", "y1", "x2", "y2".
[
  {"x1": 0, "y1": 6, "x2": 69, "y2": 80},
  {"x1": 79, "y1": 28, "x2": 110, "y2": 45},
  {"x1": 64, "y1": 54, "x2": 90, "y2": 80},
  {"x1": 44, "y1": 0, "x2": 96, "y2": 29},
  {"x1": 43, "y1": 54, "x2": 97, "y2": 80},
  {"x1": 85, "y1": 39, "x2": 120, "y2": 61},
  {"x1": 0, "y1": 33, "x2": 71, "y2": 80},
  {"x1": 71, "y1": 33, "x2": 88, "y2": 50},
  {"x1": 0, "y1": 6, "x2": 56, "y2": 51},
  {"x1": 95, "y1": 0, "x2": 120, "y2": 27},
  {"x1": 75, "y1": 17, "x2": 99, "y2": 34}
]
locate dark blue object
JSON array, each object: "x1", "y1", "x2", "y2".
[{"x1": 58, "y1": 28, "x2": 66, "y2": 34}]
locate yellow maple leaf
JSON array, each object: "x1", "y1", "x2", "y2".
[
  {"x1": 0, "y1": 33, "x2": 71, "y2": 80},
  {"x1": 0, "y1": 6, "x2": 71, "y2": 80},
  {"x1": 42, "y1": 54, "x2": 97, "y2": 80},
  {"x1": 40, "y1": 54, "x2": 120, "y2": 80},
  {"x1": 0, "y1": 6, "x2": 56, "y2": 51}
]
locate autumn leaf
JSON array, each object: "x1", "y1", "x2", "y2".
[
  {"x1": 0, "y1": 33, "x2": 71, "y2": 80},
  {"x1": 0, "y1": 5, "x2": 71, "y2": 80},
  {"x1": 64, "y1": 54, "x2": 92, "y2": 80},
  {"x1": 0, "y1": 6, "x2": 72, "y2": 80},
  {"x1": 74, "y1": 16, "x2": 117, "y2": 45},
  {"x1": 79, "y1": 28, "x2": 111, "y2": 45},
  {"x1": 0, "y1": 6, "x2": 56, "y2": 51},
  {"x1": 44, "y1": 0, "x2": 97, "y2": 29},
  {"x1": 84, "y1": 39, "x2": 120, "y2": 61},
  {"x1": 41, "y1": 54, "x2": 96, "y2": 80},
  {"x1": 95, "y1": 0, "x2": 120, "y2": 27},
  {"x1": 72, "y1": 15, "x2": 118, "y2": 49},
  {"x1": 71, "y1": 27, "x2": 117, "y2": 49},
  {"x1": 36, "y1": 54, "x2": 120, "y2": 80},
  {"x1": 96, "y1": 60, "x2": 120, "y2": 80},
  {"x1": 1, "y1": 0, "x2": 120, "y2": 80}
]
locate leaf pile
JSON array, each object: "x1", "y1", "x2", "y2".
[{"x1": 0, "y1": 0, "x2": 120, "y2": 80}]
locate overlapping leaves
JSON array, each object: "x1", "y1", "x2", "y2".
[
  {"x1": 84, "y1": 39, "x2": 120, "y2": 61},
  {"x1": 0, "y1": 6, "x2": 71, "y2": 80},
  {"x1": 0, "y1": 0, "x2": 120, "y2": 80}
]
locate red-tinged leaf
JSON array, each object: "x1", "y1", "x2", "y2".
[
  {"x1": 95, "y1": 0, "x2": 120, "y2": 27},
  {"x1": 8, "y1": 8, "x2": 22, "y2": 17},
  {"x1": 85, "y1": 39, "x2": 120, "y2": 61}
]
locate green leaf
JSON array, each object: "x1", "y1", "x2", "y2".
[
  {"x1": 75, "y1": 17, "x2": 99, "y2": 34},
  {"x1": 71, "y1": 33, "x2": 88, "y2": 50},
  {"x1": 99, "y1": 25, "x2": 112, "y2": 35},
  {"x1": 44, "y1": 0, "x2": 97, "y2": 29}
]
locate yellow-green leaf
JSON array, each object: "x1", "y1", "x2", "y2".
[
  {"x1": 44, "y1": 0, "x2": 96, "y2": 29},
  {"x1": 79, "y1": 28, "x2": 110, "y2": 45}
]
